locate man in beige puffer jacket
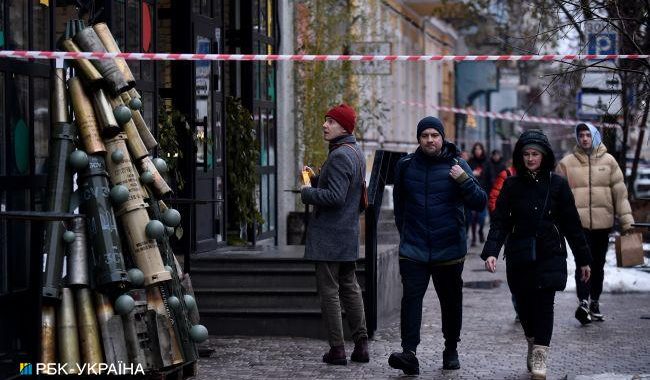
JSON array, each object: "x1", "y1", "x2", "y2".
[{"x1": 557, "y1": 122, "x2": 634, "y2": 325}]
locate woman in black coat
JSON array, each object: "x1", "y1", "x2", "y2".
[{"x1": 480, "y1": 129, "x2": 592, "y2": 380}]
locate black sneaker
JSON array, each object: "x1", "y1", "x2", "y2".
[
  {"x1": 590, "y1": 300, "x2": 604, "y2": 321},
  {"x1": 575, "y1": 300, "x2": 592, "y2": 325},
  {"x1": 388, "y1": 350, "x2": 419, "y2": 375},
  {"x1": 442, "y1": 349, "x2": 460, "y2": 370}
]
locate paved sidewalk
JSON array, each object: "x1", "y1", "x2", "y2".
[{"x1": 195, "y1": 249, "x2": 650, "y2": 380}]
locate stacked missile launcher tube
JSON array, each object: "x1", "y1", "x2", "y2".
[{"x1": 39, "y1": 20, "x2": 206, "y2": 376}]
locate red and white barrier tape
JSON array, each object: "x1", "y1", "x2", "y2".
[
  {"x1": 397, "y1": 100, "x2": 618, "y2": 128},
  {"x1": 0, "y1": 50, "x2": 648, "y2": 62}
]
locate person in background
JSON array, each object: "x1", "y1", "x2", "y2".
[
  {"x1": 488, "y1": 166, "x2": 517, "y2": 216},
  {"x1": 488, "y1": 164, "x2": 520, "y2": 322},
  {"x1": 557, "y1": 122, "x2": 635, "y2": 325},
  {"x1": 389, "y1": 117, "x2": 487, "y2": 374},
  {"x1": 300, "y1": 103, "x2": 369, "y2": 365},
  {"x1": 468, "y1": 142, "x2": 489, "y2": 246},
  {"x1": 481, "y1": 129, "x2": 591, "y2": 380},
  {"x1": 484, "y1": 149, "x2": 506, "y2": 197}
]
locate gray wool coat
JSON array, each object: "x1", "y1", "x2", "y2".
[{"x1": 301, "y1": 134, "x2": 365, "y2": 261}]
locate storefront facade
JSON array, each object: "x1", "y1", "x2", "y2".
[{"x1": 0, "y1": 0, "x2": 278, "y2": 271}]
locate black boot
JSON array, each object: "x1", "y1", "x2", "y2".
[
  {"x1": 322, "y1": 345, "x2": 347, "y2": 365},
  {"x1": 351, "y1": 338, "x2": 369, "y2": 363},
  {"x1": 575, "y1": 299, "x2": 592, "y2": 325},
  {"x1": 442, "y1": 339, "x2": 460, "y2": 370},
  {"x1": 388, "y1": 350, "x2": 419, "y2": 375},
  {"x1": 589, "y1": 300, "x2": 604, "y2": 321}
]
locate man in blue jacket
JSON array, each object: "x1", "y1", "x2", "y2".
[{"x1": 388, "y1": 116, "x2": 487, "y2": 374}]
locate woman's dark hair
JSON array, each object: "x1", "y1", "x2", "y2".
[{"x1": 471, "y1": 142, "x2": 485, "y2": 159}]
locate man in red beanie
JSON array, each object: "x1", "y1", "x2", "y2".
[{"x1": 301, "y1": 103, "x2": 369, "y2": 365}]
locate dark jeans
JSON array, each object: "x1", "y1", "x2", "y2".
[
  {"x1": 575, "y1": 228, "x2": 611, "y2": 302},
  {"x1": 315, "y1": 261, "x2": 368, "y2": 347},
  {"x1": 511, "y1": 279, "x2": 556, "y2": 346},
  {"x1": 470, "y1": 207, "x2": 487, "y2": 242},
  {"x1": 399, "y1": 258, "x2": 464, "y2": 353}
]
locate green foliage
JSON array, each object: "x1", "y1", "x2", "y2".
[
  {"x1": 225, "y1": 96, "x2": 264, "y2": 228},
  {"x1": 157, "y1": 106, "x2": 187, "y2": 191},
  {"x1": 294, "y1": 0, "x2": 360, "y2": 167}
]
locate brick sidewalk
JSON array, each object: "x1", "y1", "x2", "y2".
[{"x1": 194, "y1": 249, "x2": 650, "y2": 379}]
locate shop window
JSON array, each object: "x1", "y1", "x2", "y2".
[
  {"x1": 142, "y1": 91, "x2": 154, "y2": 138},
  {"x1": 0, "y1": 0, "x2": 5, "y2": 48},
  {"x1": 193, "y1": 0, "x2": 210, "y2": 16},
  {"x1": 268, "y1": 110, "x2": 275, "y2": 165},
  {"x1": 126, "y1": 0, "x2": 140, "y2": 79},
  {"x1": 7, "y1": 0, "x2": 28, "y2": 50},
  {"x1": 33, "y1": 1, "x2": 50, "y2": 50},
  {"x1": 7, "y1": 74, "x2": 29, "y2": 176},
  {"x1": 269, "y1": 173, "x2": 275, "y2": 230},
  {"x1": 259, "y1": 110, "x2": 267, "y2": 165},
  {"x1": 141, "y1": 1, "x2": 153, "y2": 81},
  {"x1": 261, "y1": 173, "x2": 268, "y2": 232},
  {"x1": 33, "y1": 77, "x2": 49, "y2": 174},
  {"x1": 112, "y1": 1, "x2": 126, "y2": 53},
  {"x1": 0, "y1": 72, "x2": 4, "y2": 175}
]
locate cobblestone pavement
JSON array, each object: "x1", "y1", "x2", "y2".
[{"x1": 195, "y1": 249, "x2": 650, "y2": 380}]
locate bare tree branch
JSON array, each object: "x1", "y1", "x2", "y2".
[{"x1": 554, "y1": 0, "x2": 587, "y2": 42}]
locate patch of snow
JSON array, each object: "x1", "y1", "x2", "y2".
[{"x1": 565, "y1": 241, "x2": 650, "y2": 293}]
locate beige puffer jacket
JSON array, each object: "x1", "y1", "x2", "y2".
[{"x1": 557, "y1": 144, "x2": 634, "y2": 231}]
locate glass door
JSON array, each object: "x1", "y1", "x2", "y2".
[{"x1": 193, "y1": 12, "x2": 225, "y2": 252}]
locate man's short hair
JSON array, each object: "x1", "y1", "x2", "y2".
[{"x1": 576, "y1": 123, "x2": 590, "y2": 133}]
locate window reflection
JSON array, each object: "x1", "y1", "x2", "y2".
[
  {"x1": 0, "y1": 73, "x2": 4, "y2": 175},
  {"x1": 34, "y1": 78, "x2": 49, "y2": 174},
  {"x1": 7, "y1": 0, "x2": 28, "y2": 50},
  {"x1": 195, "y1": 35, "x2": 212, "y2": 170},
  {"x1": 127, "y1": 0, "x2": 141, "y2": 79},
  {"x1": 0, "y1": 1, "x2": 5, "y2": 48},
  {"x1": 33, "y1": 1, "x2": 50, "y2": 50},
  {"x1": 7, "y1": 74, "x2": 29, "y2": 175}
]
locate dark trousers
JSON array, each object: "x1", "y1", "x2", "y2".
[
  {"x1": 315, "y1": 262, "x2": 368, "y2": 347},
  {"x1": 511, "y1": 280, "x2": 556, "y2": 346},
  {"x1": 575, "y1": 228, "x2": 611, "y2": 302},
  {"x1": 399, "y1": 258, "x2": 464, "y2": 353}
]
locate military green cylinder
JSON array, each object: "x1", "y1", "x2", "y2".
[
  {"x1": 77, "y1": 155, "x2": 129, "y2": 290},
  {"x1": 120, "y1": 92, "x2": 158, "y2": 150},
  {"x1": 108, "y1": 96, "x2": 149, "y2": 159},
  {"x1": 92, "y1": 89, "x2": 121, "y2": 137},
  {"x1": 51, "y1": 68, "x2": 70, "y2": 124},
  {"x1": 139, "y1": 156, "x2": 172, "y2": 197},
  {"x1": 69, "y1": 77, "x2": 106, "y2": 154},
  {"x1": 60, "y1": 38, "x2": 103, "y2": 84},
  {"x1": 75, "y1": 288, "x2": 103, "y2": 371},
  {"x1": 42, "y1": 122, "x2": 76, "y2": 301},
  {"x1": 95, "y1": 292, "x2": 129, "y2": 364},
  {"x1": 73, "y1": 27, "x2": 131, "y2": 95},
  {"x1": 104, "y1": 133, "x2": 148, "y2": 212},
  {"x1": 67, "y1": 216, "x2": 90, "y2": 287},
  {"x1": 93, "y1": 23, "x2": 136, "y2": 88},
  {"x1": 58, "y1": 288, "x2": 80, "y2": 374},
  {"x1": 41, "y1": 305, "x2": 56, "y2": 364}
]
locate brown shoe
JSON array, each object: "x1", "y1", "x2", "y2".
[
  {"x1": 351, "y1": 338, "x2": 369, "y2": 363},
  {"x1": 322, "y1": 345, "x2": 347, "y2": 365}
]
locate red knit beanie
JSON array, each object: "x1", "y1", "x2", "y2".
[{"x1": 325, "y1": 104, "x2": 356, "y2": 133}]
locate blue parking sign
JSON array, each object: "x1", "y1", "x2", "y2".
[
  {"x1": 588, "y1": 33, "x2": 617, "y2": 55},
  {"x1": 584, "y1": 20, "x2": 618, "y2": 55}
]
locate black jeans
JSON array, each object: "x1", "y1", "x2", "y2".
[
  {"x1": 399, "y1": 258, "x2": 464, "y2": 353},
  {"x1": 575, "y1": 228, "x2": 611, "y2": 302},
  {"x1": 510, "y1": 277, "x2": 556, "y2": 346}
]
